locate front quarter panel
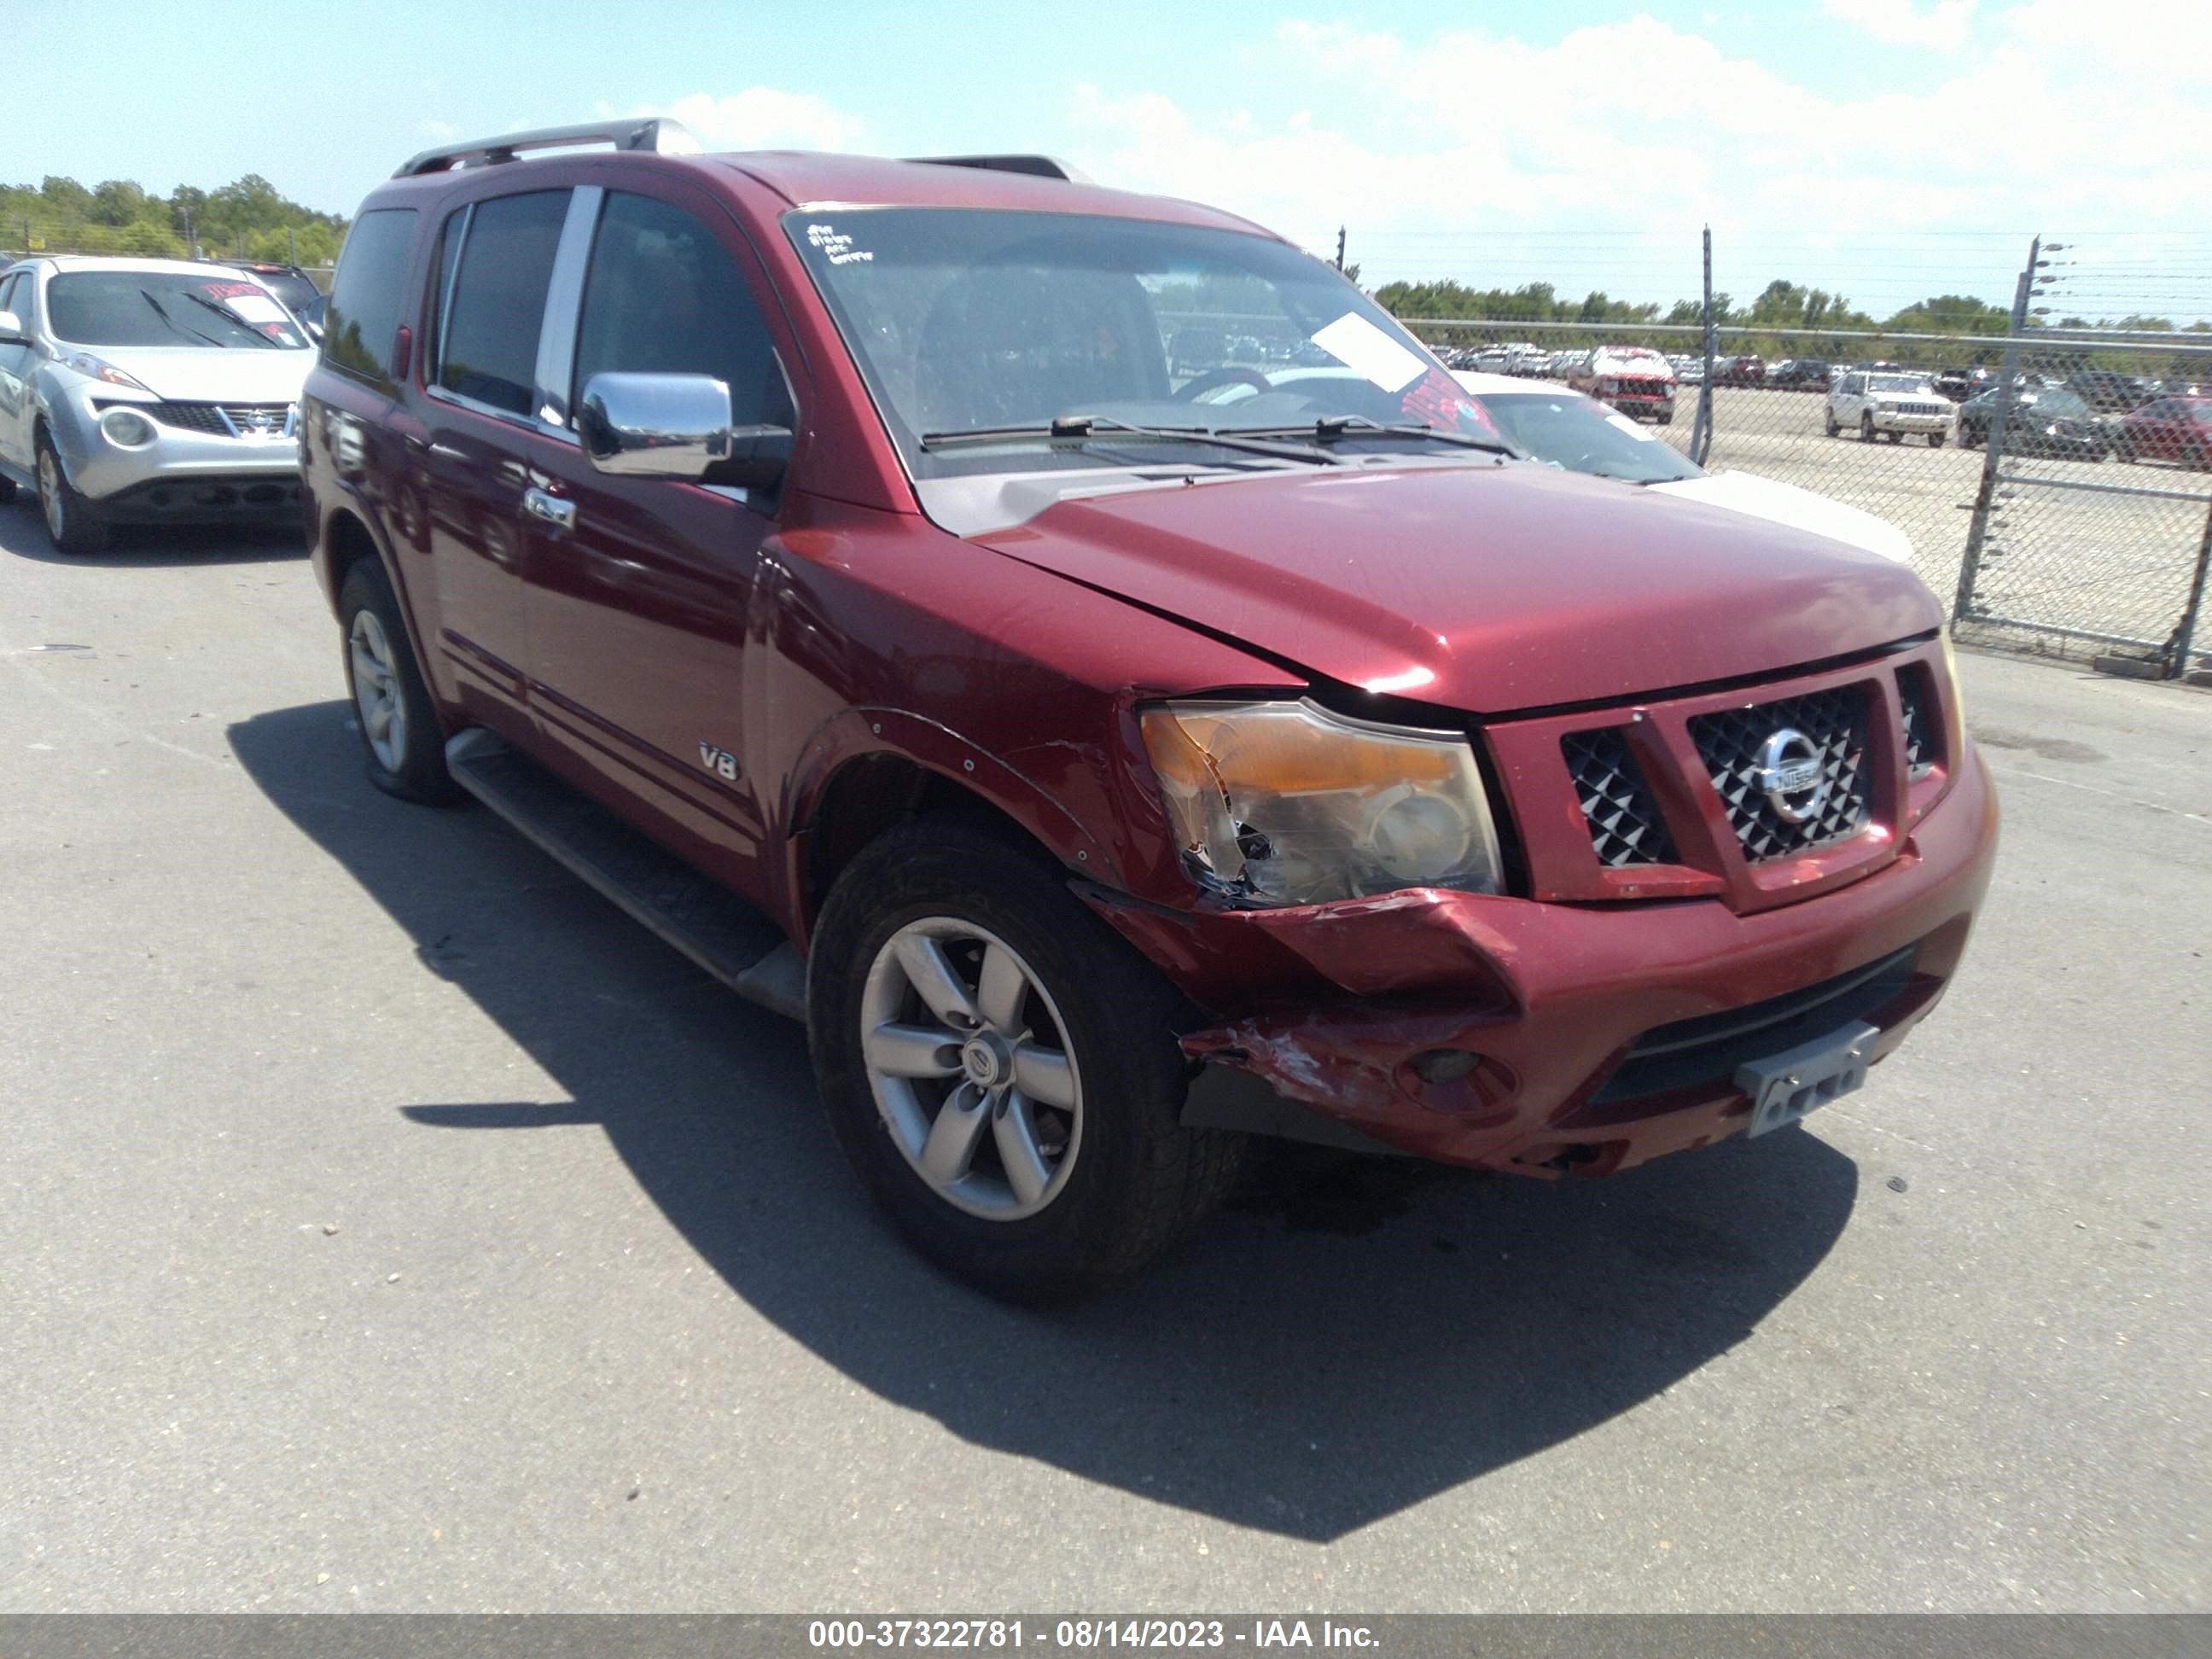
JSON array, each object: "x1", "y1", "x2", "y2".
[{"x1": 750, "y1": 490, "x2": 1306, "y2": 939}]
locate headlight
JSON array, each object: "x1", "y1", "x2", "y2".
[
  {"x1": 1139, "y1": 698, "x2": 1505, "y2": 906},
  {"x1": 64, "y1": 352, "x2": 152, "y2": 391},
  {"x1": 1937, "y1": 626, "x2": 1967, "y2": 756},
  {"x1": 99, "y1": 407, "x2": 156, "y2": 447}
]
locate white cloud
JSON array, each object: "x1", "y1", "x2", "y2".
[
  {"x1": 1821, "y1": 0, "x2": 1978, "y2": 51},
  {"x1": 608, "y1": 88, "x2": 859, "y2": 152},
  {"x1": 415, "y1": 119, "x2": 461, "y2": 142},
  {"x1": 1064, "y1": 13, "x2": 2211, "y2": 311}
]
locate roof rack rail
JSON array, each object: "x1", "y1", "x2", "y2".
[
  {"x1": 901, "y1": 154, "x2": 1091, "y2": 184},
  {"x1": 394, "y1": 117, "x2": 701, "y2": 178}
]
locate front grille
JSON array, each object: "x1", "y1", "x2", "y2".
[
  {"x1": 144, "y1": 401, "x2": 294, "y2": 436},
  {"x1": 1563, "y1": 729, "x2": 1679, "y2": 867},
  {"x1": 1892, "y1": 401, "x2": 1943, "y2": 416},
  {"x1": 1898, "y1": 667, "x2": 1936, "y2": 780},
  {"x1": 1690, "y1": 687, "x2": 1871, "y2": 861},
  {"x1": 144, "y1": 401, "x2": 228, "y2": 434}
]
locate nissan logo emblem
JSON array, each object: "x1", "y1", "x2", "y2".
[{"x1": 1755, "y1": 727, "x2": 1829, "y2": 824}]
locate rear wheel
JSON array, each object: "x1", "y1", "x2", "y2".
[
  {"x1": 35, "y1": 432, "x2": 108, "y2": 556},
  {"x1": 808, "y1": 822, "x2": 1244, "y2": 1301},
  {"x1": 337, "y1": 558, "x2": 460, "y2": 804},
  {"x1": 1885, "y1": 430, "x2": 1901, "y2": 444}
]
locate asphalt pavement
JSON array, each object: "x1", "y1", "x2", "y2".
[{"x1": 0, "y1": 504, "x2": 2205, "y2": 1613}]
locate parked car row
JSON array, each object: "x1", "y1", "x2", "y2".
[{"x1": 3, "y1": 125, "x2": 2000, "y2": 1299}]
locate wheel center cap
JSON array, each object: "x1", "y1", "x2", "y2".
[{"x1": 960, "y1": 1034, "x2": 1010, "y2": 1088}]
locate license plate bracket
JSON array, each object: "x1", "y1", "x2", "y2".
[{"x1": 1734, "y1": 1021, "x2": 1880, "y2": 1138}]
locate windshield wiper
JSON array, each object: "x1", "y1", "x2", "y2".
[
  {"x1": 140, "y1": 288, "x2": 227, "y2": 349},
  {"x1": 1224, "y1": 414, "x2": 1520, "y2": 458},
  {"x1": 919, "y1": 414, "x2": 1341, "y2": 466},
  {"x1": 178, "y1": 289, "x2": 282, "y2": 347}
]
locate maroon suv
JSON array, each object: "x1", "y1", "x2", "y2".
[{"x1": 300, "y1": 119, "x2": 1998, "y2": 1298}]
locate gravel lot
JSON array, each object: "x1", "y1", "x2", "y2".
[
  {"x1": 1, "y1": 500, "x2": 2207, "y2": 1614},
  {"x1": 1670, "y1": 387, "x2": 2212, "y2": 657}
]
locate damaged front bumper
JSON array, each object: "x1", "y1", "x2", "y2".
[{"x1": 1084, "y1": 749, "x2": 1999, "y2": 1178}]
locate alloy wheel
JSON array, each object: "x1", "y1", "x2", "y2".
[
  {"x1": 347, "y1": 608, "x2": 408, "y2": 772},
  {"x1": 859, "y1": 917, "x2": 1084, "y2": 1220}
]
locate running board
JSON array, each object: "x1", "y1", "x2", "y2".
[{"x1": 444, "y1": 729, "x2": 806, "y2": 1022}]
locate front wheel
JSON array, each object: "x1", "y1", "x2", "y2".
[
  {"x1": 1825, "y1": 409, "x2": 1841, "y2": 437},
  {"x1": 1860, "y1": 413, "x2": 1875, "y2": 443},
  {"x1": 337, "y1": 558, "x2": 461, "y2": 803},
  {"x1": 35, "y1": 432, "x2": 108, "y2": 556},
  {"x1": 808, "y1": 823, "x2": 1244, "y2": 1301},
  {"x1": 1929, "y1": 433, "x2": 1945, "y2": 449}
]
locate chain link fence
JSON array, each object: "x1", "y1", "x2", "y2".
[{"x1": 1396, "y1": 254, "x2": 2212, "y2": 678}]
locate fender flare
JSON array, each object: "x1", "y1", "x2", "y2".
[{"x1": 780, "y1": 704, "x2": 1122, "y2": 928}]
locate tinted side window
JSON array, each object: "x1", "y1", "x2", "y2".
[
  {"x1": 323, "y1": 208, "x2": 418, "y2": 386},
  {"x1": 438, "y1": 190, "x2": 570, "y2": 417},
  {"x1": 0, "y1": 274, "x2": 19, "y2": 317},
  {"x1": 571, "y1": 192, "x2": 792, "y2": 426}
]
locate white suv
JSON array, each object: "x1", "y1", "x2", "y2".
[{"x1": 1827, "y1": 370, "x2": 1953, "y2": 448}]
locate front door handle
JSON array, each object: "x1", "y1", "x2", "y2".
[{"x1": 522, "y1": 486, "x2": 577, "y2": 533}]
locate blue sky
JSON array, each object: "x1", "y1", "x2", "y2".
[{"x1": 19, "y1": 0, "x2": 2210, "y2": 320}]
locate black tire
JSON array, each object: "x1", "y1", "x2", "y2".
[
  {"x1": 336, "y1": 558, "x2": 461, "y2": 804},
  {"x1": 807, "y1": 822, "x2": 1244, "y2": 1301},
  {"x1": 35, "y1": 429, "x2": 109, "y2": 556},
  {"x1": 1960, "y1": 425, "x2": 1981, "y2": 450},
  {"x1": 0, "y1": 472, "x2": 16, "y2": 504},
  {"x1": 1928, "y1": 433, "x2": 1945, "y2": 449},
  {"x1": 1860, "y1": 413, "x2": 1875, "y2": 443},
  {"x1": 1885, "y1": 430, "x2": 1901, "y2": 444},
  {"x1": 1825, "y1": 410, "x2": 1840, "y2": 438}
]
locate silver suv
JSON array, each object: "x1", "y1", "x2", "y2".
[{"x1": 0, "y1": 256, "x2": 316, "y2": 554}]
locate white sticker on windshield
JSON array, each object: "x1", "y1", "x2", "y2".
[
  {"x1": 222, "y1": 293, "x2": 288, "y2": 323},
  {"x1": 806, "y1": 222, "x2": 873, "y2": 266},
  {"x1": 1309, "y1": 311, "x2": 1426, "y2": 393},
  {"x1": 1604, "y1": 410, "x2": 1659, "y2": 443}
]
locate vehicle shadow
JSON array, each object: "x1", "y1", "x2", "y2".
[
  {"x1": 0, "y1": 499, "x2": 304, "y2": 567},
  {"x1": 230, "y1": 699, "x2": 1860, "y2": 1543}
]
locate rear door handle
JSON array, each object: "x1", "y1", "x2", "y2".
[{"x1": 522, "y1": 486, "x2": 577, "y2": 533}]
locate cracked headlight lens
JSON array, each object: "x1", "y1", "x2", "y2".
[{"x1": 1140, "y1": 698, "x2": 1505, "y2": 906}]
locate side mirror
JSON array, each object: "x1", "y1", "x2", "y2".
[
  {"x1": 0, "y1": 310, "x2": 23, "y2": 345},
  {"x1": 577, "y1": 371, "x2": 791, "y2": 491}
]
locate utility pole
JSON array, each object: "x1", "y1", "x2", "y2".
[
  {"x1": 1691, "y1": 224, "x2": 1717, "y2": 466},
  {"x1": 1955, "y1": 234, "x2": 2041, "y2": 624},
  {"x1": 1335, "y1": 226, "x2": 1346, "y2": 273}
]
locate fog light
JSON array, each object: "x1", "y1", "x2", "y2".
[
  {"x1": 100, "y1": 408, "x2": 155, "y2": 447},
  {"x1": 1410, "y1": 1048, "x2": 1481, "y2": 1084}
]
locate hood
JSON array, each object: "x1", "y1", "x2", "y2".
[
  {"x1": 68, "y1": 346, "x2": 316, "y2": 404},
  {"x1": 1649, "y1": 469, "x2": 1914, "y2": 565},
  {"x1": 974, "y1": 462, "x2": 1941, "y2": 714}
]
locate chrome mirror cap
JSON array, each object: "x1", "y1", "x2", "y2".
[{"x1": 577, "y1": 372, "x2": 733, "y2": 479}]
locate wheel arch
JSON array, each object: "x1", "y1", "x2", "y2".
[{"x1": 784, "y1": 712, "x2": 1118, "y2": 942}]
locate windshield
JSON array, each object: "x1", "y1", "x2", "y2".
[
  {"x1": 1868, "y1": 373, "x2": 1931, "y2": 395},
  {"x1": 2030, "y1": 388, "x2": 2097, "y2": 419},
  {"x1": 785, "y1": 207, "x2": 1499, "y2": 477},
  {"x1": 1472, "y1": 390, "x2": 1703, "y2": 485},
  {"x1": 48, "y1": 271, "x2": 308, "y2": 350}
]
